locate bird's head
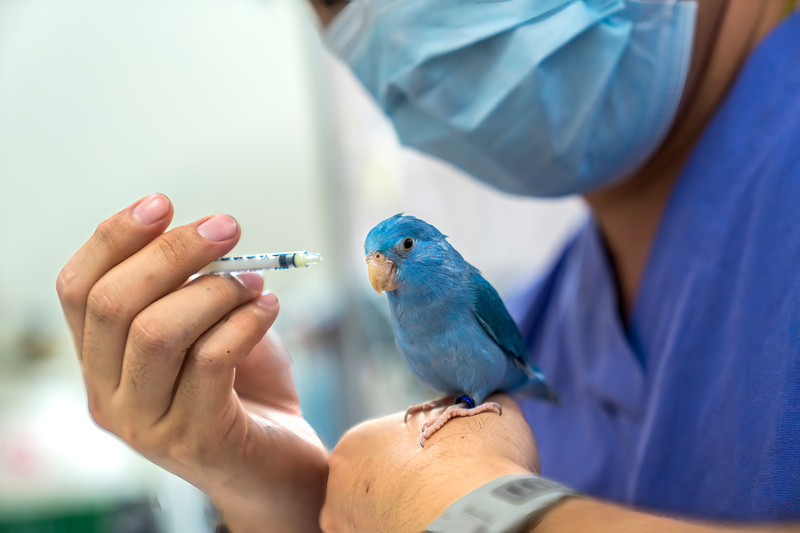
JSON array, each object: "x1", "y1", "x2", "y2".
[{"x1": 364, "y1": 214, "x2": 453, "y2": 296}]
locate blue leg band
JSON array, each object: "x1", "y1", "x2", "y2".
[{"x1": 455, "y1": 395, "x2": 476, "y2": 409}]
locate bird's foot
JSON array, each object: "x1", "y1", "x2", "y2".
[
  {"x1": 418, "y1": 396, "x2": 502, "y2": 448},
  {"x1": 404, "y1": 397, "x2": 454, "y2": 423}
]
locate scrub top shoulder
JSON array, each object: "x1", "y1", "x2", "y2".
[{"x1": 508, "y1": 12, "x2": 800, "y2": 521}]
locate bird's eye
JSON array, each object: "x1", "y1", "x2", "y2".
[{"x1": 402, "y1": 237, "x2": 415, "y2": 251}]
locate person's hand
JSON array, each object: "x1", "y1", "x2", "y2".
[
  {"x1": 320, "y1": 394, "x2": 539, "y2": 533},
  {"x1": 56, "y1": 194, "x2": 327, "y2": 533}
]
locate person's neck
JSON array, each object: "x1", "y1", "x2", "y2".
[
  {"x1": 582, "y1": 0, "x2": 791, "y2": 320},
  {"x1": 583, "y1": 147, "x2": 689, "y2": 322}
]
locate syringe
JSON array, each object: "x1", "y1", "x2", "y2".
[{"x1": 195, "y1": 251, "x2": 323, "y2": 276}]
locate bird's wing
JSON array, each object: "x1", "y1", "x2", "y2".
[
  {"x1": 467, "y1": 269, "x2": 530, "y2": 369},
  {"x1": 468, "y1": 268, "x2": 560, "y2": 404}
]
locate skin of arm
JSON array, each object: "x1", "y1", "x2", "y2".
[{"x1": 57, "y1": 195, "x2": 327, "y2": 532}]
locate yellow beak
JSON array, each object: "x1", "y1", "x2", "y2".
[{"x1": 366, "y1": 252, "x2": 398, "y2": 295}]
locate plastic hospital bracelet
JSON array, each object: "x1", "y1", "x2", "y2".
[{"x1": 425, "y1": 474, "x2": 580, "y2": 533}]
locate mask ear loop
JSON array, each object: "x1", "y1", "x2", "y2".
[
  {"x1": 324, "y1": 0, "x2": 369, "y2": 59},
  {"x1": 324, "y1": 0, "x2": 405, "y2": 61}
]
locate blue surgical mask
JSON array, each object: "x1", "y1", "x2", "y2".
[{"x1": 325, "y1": 0, "x2": 697, "y2": 197}]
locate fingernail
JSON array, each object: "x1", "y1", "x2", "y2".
[
  {"x1": 197, "y1": 215, "x2": 238, "y2": 242},
  {"x1": 133, "y1": 194, "x2": 170, "y2": 225},
  {"x1": 256, "y1": 291, "x2": 278, "y2": 308},
  {"x1": 233, "y1": 272, "x2": 263, "y2": 292}
]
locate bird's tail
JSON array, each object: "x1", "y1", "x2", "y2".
[{"x1": 515, "y1": 363, "x2": 561, "y2": 405}]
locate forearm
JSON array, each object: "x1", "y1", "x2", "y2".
[
  {"x1": 212, "y1": 424, "x2": 329, "y2": 533},
  {"x1": 529, "y1": 498, "x2": 800, "y2": 533},
  {"x1": 213, "y1": 457, "x2": 327, "y2": 533},
  {"x1": 216, "y1": 487, "x2": 325, "y2": 533}
]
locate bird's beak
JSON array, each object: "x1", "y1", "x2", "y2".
[{"x1": 366, "y1": 251, "x2": 398, "y2": 295}]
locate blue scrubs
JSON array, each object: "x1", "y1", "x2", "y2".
[{"x1": 509, "y1": 13, "x2": 800, "y2": 521}]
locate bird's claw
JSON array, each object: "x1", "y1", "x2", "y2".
[
  {"x1": 405, "y1": 397, "x2": 452, "y2": 424},
  {"x1": 417, "y1": 400, "x2": 503, "y2": 448}
]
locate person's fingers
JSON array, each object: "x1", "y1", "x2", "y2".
[
  {"x1": 81, "y1": 214, "x2": 241, "y2": 400},
  {"x1": 56, "y1": 194, "x2": 173, "y2": 354},
  {"x1": 112, "y1": 272, "x2": 265, "y2": 426},
  {"x1": 164, "y1": 292, "x2": 280, "y2": 430},
  {"x1": 233, "y1": 328, "x2": 300, "y2": 414}
]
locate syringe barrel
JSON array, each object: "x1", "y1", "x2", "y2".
[{"x1": 196, "y1": 251, "x2": 310, "y2": 275}]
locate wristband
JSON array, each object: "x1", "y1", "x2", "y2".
[{"x1": 425, "y1": 474, "x2": 579, "y2": 533}]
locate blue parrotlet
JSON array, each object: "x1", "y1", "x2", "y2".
[{"x1": 365, "y1": 214, "x2": 559, "y2": 447}]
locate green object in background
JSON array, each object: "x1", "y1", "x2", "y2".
[{"x1": 0, "y1": 501, "x2": 159, "y2": 533}]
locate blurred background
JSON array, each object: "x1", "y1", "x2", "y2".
[{"x1": 0, "y1": 0, "x2": 584, "y2": 530}]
